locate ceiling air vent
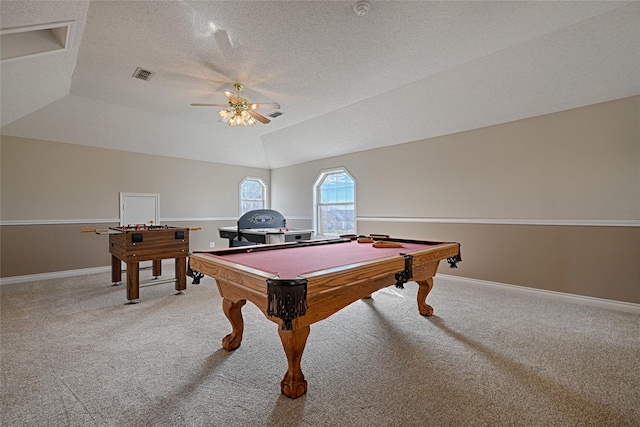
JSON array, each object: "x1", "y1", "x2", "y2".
[
  {"x1": 132, "y1": 67, "x2": 154, "y2": 81},
  {"x1": 268, "y1": 111, "x2": 284, "y2": 119}
]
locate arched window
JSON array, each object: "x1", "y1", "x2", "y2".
[
  {"x1": 239, "y1": 177, "x2": 267, "y2": 215},
  {"x1": 313, "y1": 168, "x2": 356, "y2": 237}
]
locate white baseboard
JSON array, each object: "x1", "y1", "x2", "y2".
[
  {"x1": 1, "y1": 266, "x2": 112, "y2": 285},
  {"x1": 0, "y1": 259, "x2": 176, "y2": 285},
  {"x1": 2, "y1": 267, "x2": 638, "y2": 314},
  {"x1": 436, "y1": 274, "x2": 640, "y2": 314}
]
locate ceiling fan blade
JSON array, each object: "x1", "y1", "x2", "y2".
[
  {"x1": 224, "y1": 91, "x2": 240, "y2": 104},
  {"x1": 248, "y1": 110, "x2": 271, "y2": 124},
  {"x1": 191, "y1": 103, "x2": 229, "y2": 107},
  {"x1": 250, "y1": 102, "x2": 280, "y2": 110}
]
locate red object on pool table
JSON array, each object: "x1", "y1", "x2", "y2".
[{"x1": 188, "y1": 235, "x2": 461, "y2": 398}]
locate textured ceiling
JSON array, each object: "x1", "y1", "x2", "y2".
[{"x1": 1, "y1": 1, "x2": 638, "y2": 169}]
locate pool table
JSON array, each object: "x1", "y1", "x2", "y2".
[{"x1": 188, "y1": 235, "x2": 461, "y2": 398}]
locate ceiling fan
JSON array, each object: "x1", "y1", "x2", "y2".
[{"x1": 191, "y1": 83, "x2": 280, "y2": 126}]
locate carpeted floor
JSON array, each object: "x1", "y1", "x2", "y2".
[{"x1": 1, "y1": 270, "x2": 639, "y2": 426}]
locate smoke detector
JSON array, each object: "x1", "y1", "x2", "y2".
[{"x1": 354, "y1": 2, "x2": 370, "y2": 16}]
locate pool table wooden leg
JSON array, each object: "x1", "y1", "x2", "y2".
[
  {"x1": 278, "y1": 325, "x2": 310, "y2": 399},
  {"x1": 416, "y1": 278, "x2": 435, "y2": 316},
  {"x1": 221, "y1": 298, "x2": 246, "y2": 351}
]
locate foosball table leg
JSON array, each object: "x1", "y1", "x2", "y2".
[
  {"x1": 111, "y1": 255, "x2": 122, "y2": 286},
  {"x1": 175, "y1": 257, "x2": 187, "y2": 294},
  {"x1": 152, "y1": 259, "x2": 162, "y2": 278},
  {"x1": 126, "y1": 262, "x2": 140, "y2": 304}
]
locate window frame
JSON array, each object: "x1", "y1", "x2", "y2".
[
  {"x1": 239, "y1": 176, "x2": 267, "y2": 215},
  {"x1": 313, "y1": 167, "x2": 356, "y2": 237}
]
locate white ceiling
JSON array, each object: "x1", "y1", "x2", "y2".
[{"x1": 1, "y1": 1, "x2": 638, "y2": 169}]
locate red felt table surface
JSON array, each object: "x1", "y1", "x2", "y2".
[{"x1": 206, "y1": 240, "x2": 445, "y2": 279}]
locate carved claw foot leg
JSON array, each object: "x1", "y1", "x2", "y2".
[
  {"x1": 278, "y1": 325, "x2": 310, "y2": 398},
  {"x1": 222, "y1": 299, "x2": 246, "y2": 350},
  {"x1": 417, "y1": 278, "x2": 435, "y2": 316}
]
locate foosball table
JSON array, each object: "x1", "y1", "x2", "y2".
[{"x1": 94, "y1": 225, "x2": 191, "y2": 303}]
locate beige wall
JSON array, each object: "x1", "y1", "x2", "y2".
[
  {"x1": 271, "y1": 96, "x2": 640, "y2": 303},
  {"x1": 357, "y1": 221, "x2": 639, "y2": 304},
  {"x1": 0, "y1": 138, "x2": 269, "y2": 221},
  {"x1": 272, "y1": 96, "x2": 639, "y2": 220},
  {"x1": 1, "y1": 97, "x2": 638, "y2": 304},
  {"x1": 0, "y1": 137, "x2": 269, "y2": 276}
]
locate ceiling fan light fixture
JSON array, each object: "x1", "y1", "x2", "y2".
[
  {"x1": 220, "y1": 108, "x2": 256, "y2": 127},
  {"x1": 193, "y1": 83, "x2": 274, "y2": 127},
  {"x1": 228, "y1": 113, "x2": 240, "y2": 127},
  {"x1": 218, "y1": 109, "x2": 231, "y2": 121}
]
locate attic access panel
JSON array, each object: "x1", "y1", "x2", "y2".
[{"x1": 119, "y1": 192, "x2": 160, "y2": 226}]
